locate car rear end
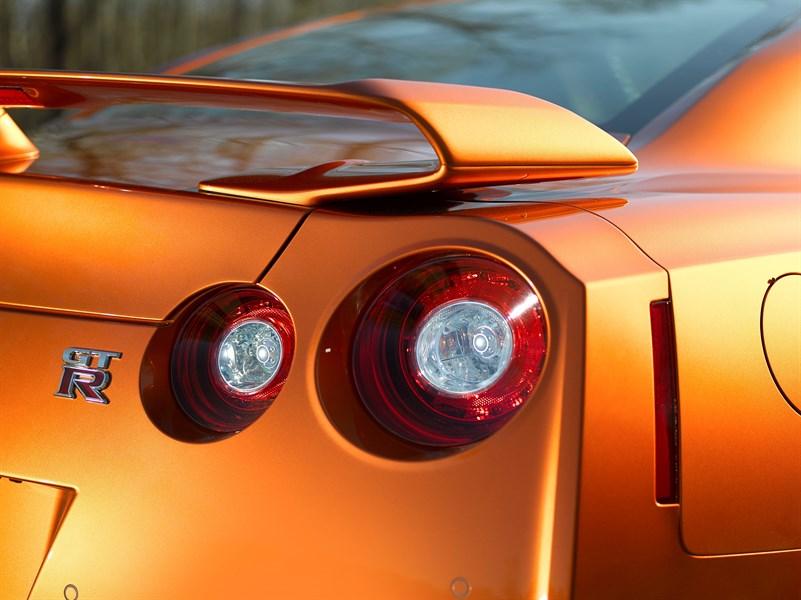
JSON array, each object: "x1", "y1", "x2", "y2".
[
  {"x1": 3, "y1": 1, "x2": 801, "y2": 597},
  {"x1": 0, "y1": 165, "x2": 664, "y2": 598}
]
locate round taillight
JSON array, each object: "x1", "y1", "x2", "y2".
[
  {"x1": 171, "y1": 286, "x2": 294, "y2": 433},
  {"x1": 352, "y1": 254, "x2": 547, "y2": 447}
]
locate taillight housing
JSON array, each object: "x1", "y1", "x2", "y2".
[
  {"x1": 171, "y1": 286, "x2": 294, "y2": 433},
  {"x1": 352, "y1": 254, "x2": 547, "y2": 447}
]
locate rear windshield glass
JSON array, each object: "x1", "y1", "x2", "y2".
[{"x1": 191, "y1": 0, "x2": 798, "y2": 134}]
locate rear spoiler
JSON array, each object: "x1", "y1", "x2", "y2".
[{"x1": 0, "y1": 71, "x2": 636, "y2": 205}]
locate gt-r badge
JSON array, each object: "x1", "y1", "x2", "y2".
[{"x1": 55, "y1": 347, "x2": 123, "y2": 405}]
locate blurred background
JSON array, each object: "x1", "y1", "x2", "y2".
[{"x1": 0, "y1": 0, "x2": 392, "y2": 72}]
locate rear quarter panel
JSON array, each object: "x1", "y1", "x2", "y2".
[
  {"x1": 585, "y1": 190, "x2": 801, "y2": 556},
  {"x1": 2, "y1": 198, "x2": 658, "y2": 599}
]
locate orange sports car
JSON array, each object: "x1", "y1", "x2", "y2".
[{"x1": 1, "y1": 0, "x2": 799, "y2": 598}]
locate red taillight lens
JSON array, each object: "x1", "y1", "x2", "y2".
[
  {"x1": 353, "y1": 254, "x2": 547, "y2": 447},
  {"x1": 651, "y1": 299, "x2": 679, "y2": 504},
  {"x1": 171, "y1": 286, "x2": 294, "y2": 433}
]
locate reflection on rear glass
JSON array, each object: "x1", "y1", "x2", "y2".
[{"x1": 193, "y1": 0, "x2": 789, "y2": 130}]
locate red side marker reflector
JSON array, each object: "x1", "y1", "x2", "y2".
[
  {"x1": 651, "y1": 299, "x2": 679, "y2": 504},
  {"x1": 0, "y1": 87, "x2": 39, "y2": 107}
]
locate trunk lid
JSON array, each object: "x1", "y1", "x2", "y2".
[{"x1": 0, "y1": 173, "x2": 305, "y2": 321}]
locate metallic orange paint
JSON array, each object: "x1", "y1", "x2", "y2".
[
  {"x1": 0, "y1": 477, "x2": 74, "y2": 600},
  {"x1": 0, "y1": 10, "x2": 799, "y2": 600},
  {"x1": 0, "y1": 108, "x2": 38, "y2": 172},
  {"x1": 635, "y1": 27, "x2": 801, "y2": 171},
  {"x1": 0, "y1": 205, "x2": 646, "y2": 599},
  {"x1": 0, "y1": 71, "x2": 636, "y2": 204},
  {"x1": 564, "y1": 189, "x2": 801, "y2": 556},
  {"x1": 0, "y1": 173, "x2": 305, "y2": 320}
]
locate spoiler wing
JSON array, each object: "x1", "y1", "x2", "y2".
[{"x1": 0, "y1": 71, "x2": 636, "y2": 205}]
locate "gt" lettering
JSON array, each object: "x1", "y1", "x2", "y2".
[{"x1": 55, "y1": 347, "x2": 122, "y2": 405}]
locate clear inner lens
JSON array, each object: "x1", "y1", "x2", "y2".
[
  {"x1": 414, "y1": 300, "x2": 513, "y2": 395},
  {"x1": 217, "y1": 319, "x2": 283, "y2": 393}
]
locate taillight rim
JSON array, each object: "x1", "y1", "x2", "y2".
[
  {"x1": 352, "y1": 252, "x2": 548, "y2": 448},
  {"x1": 170, "y1": 285, "x2": 295, "y2": 434}
]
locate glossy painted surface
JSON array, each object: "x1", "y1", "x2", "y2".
[
  {"x1": 0, "y1": 173, "x2": 305, "y2": 320},
  {"x1": 546, "y1": 188, "x2": 801, "y2": 559},
  {"x1": 634, "y1": 27, "x2": 801, "y2": 170},
  {"x1": 0, "y1": 478, "x2": 73, "y2": 600},
  {"x1": 464, "y1": 189, "x2": 801, "y2": 557},
  {"x1": 0, "y1": 207, "x2": 615, "y2": 599},
  {"x1": 0, "y1": 4, "x2": 800, "y2": 600},
  {"x1": 0, "y1": 71, "x2": 635, "y2": 205},
  {"x1": 0, "y1": 108, "x2": 37, "y2": 171},
  {"x1": 21, "y1": 0, "x2": 797, "y2": 195},
  {"x1": 542, "y1": 26, "x2": 801, "y2": 557},
  {"x1": 4, "y1": 189, "x2": 798, "y2": 598}
]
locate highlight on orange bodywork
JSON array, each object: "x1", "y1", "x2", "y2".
[
  {"x1": 0, "y1": 70, "x2": 636, "y2": 205},
  {"x1": 0, "y1": 108, "x2": 38, "y2": 173},
  {"x1": 636, "y1": 26, "x2": 801, "y2": 170},
  {"x1": 0, "y1": 476, "x2": 75, "y2": 599}
]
